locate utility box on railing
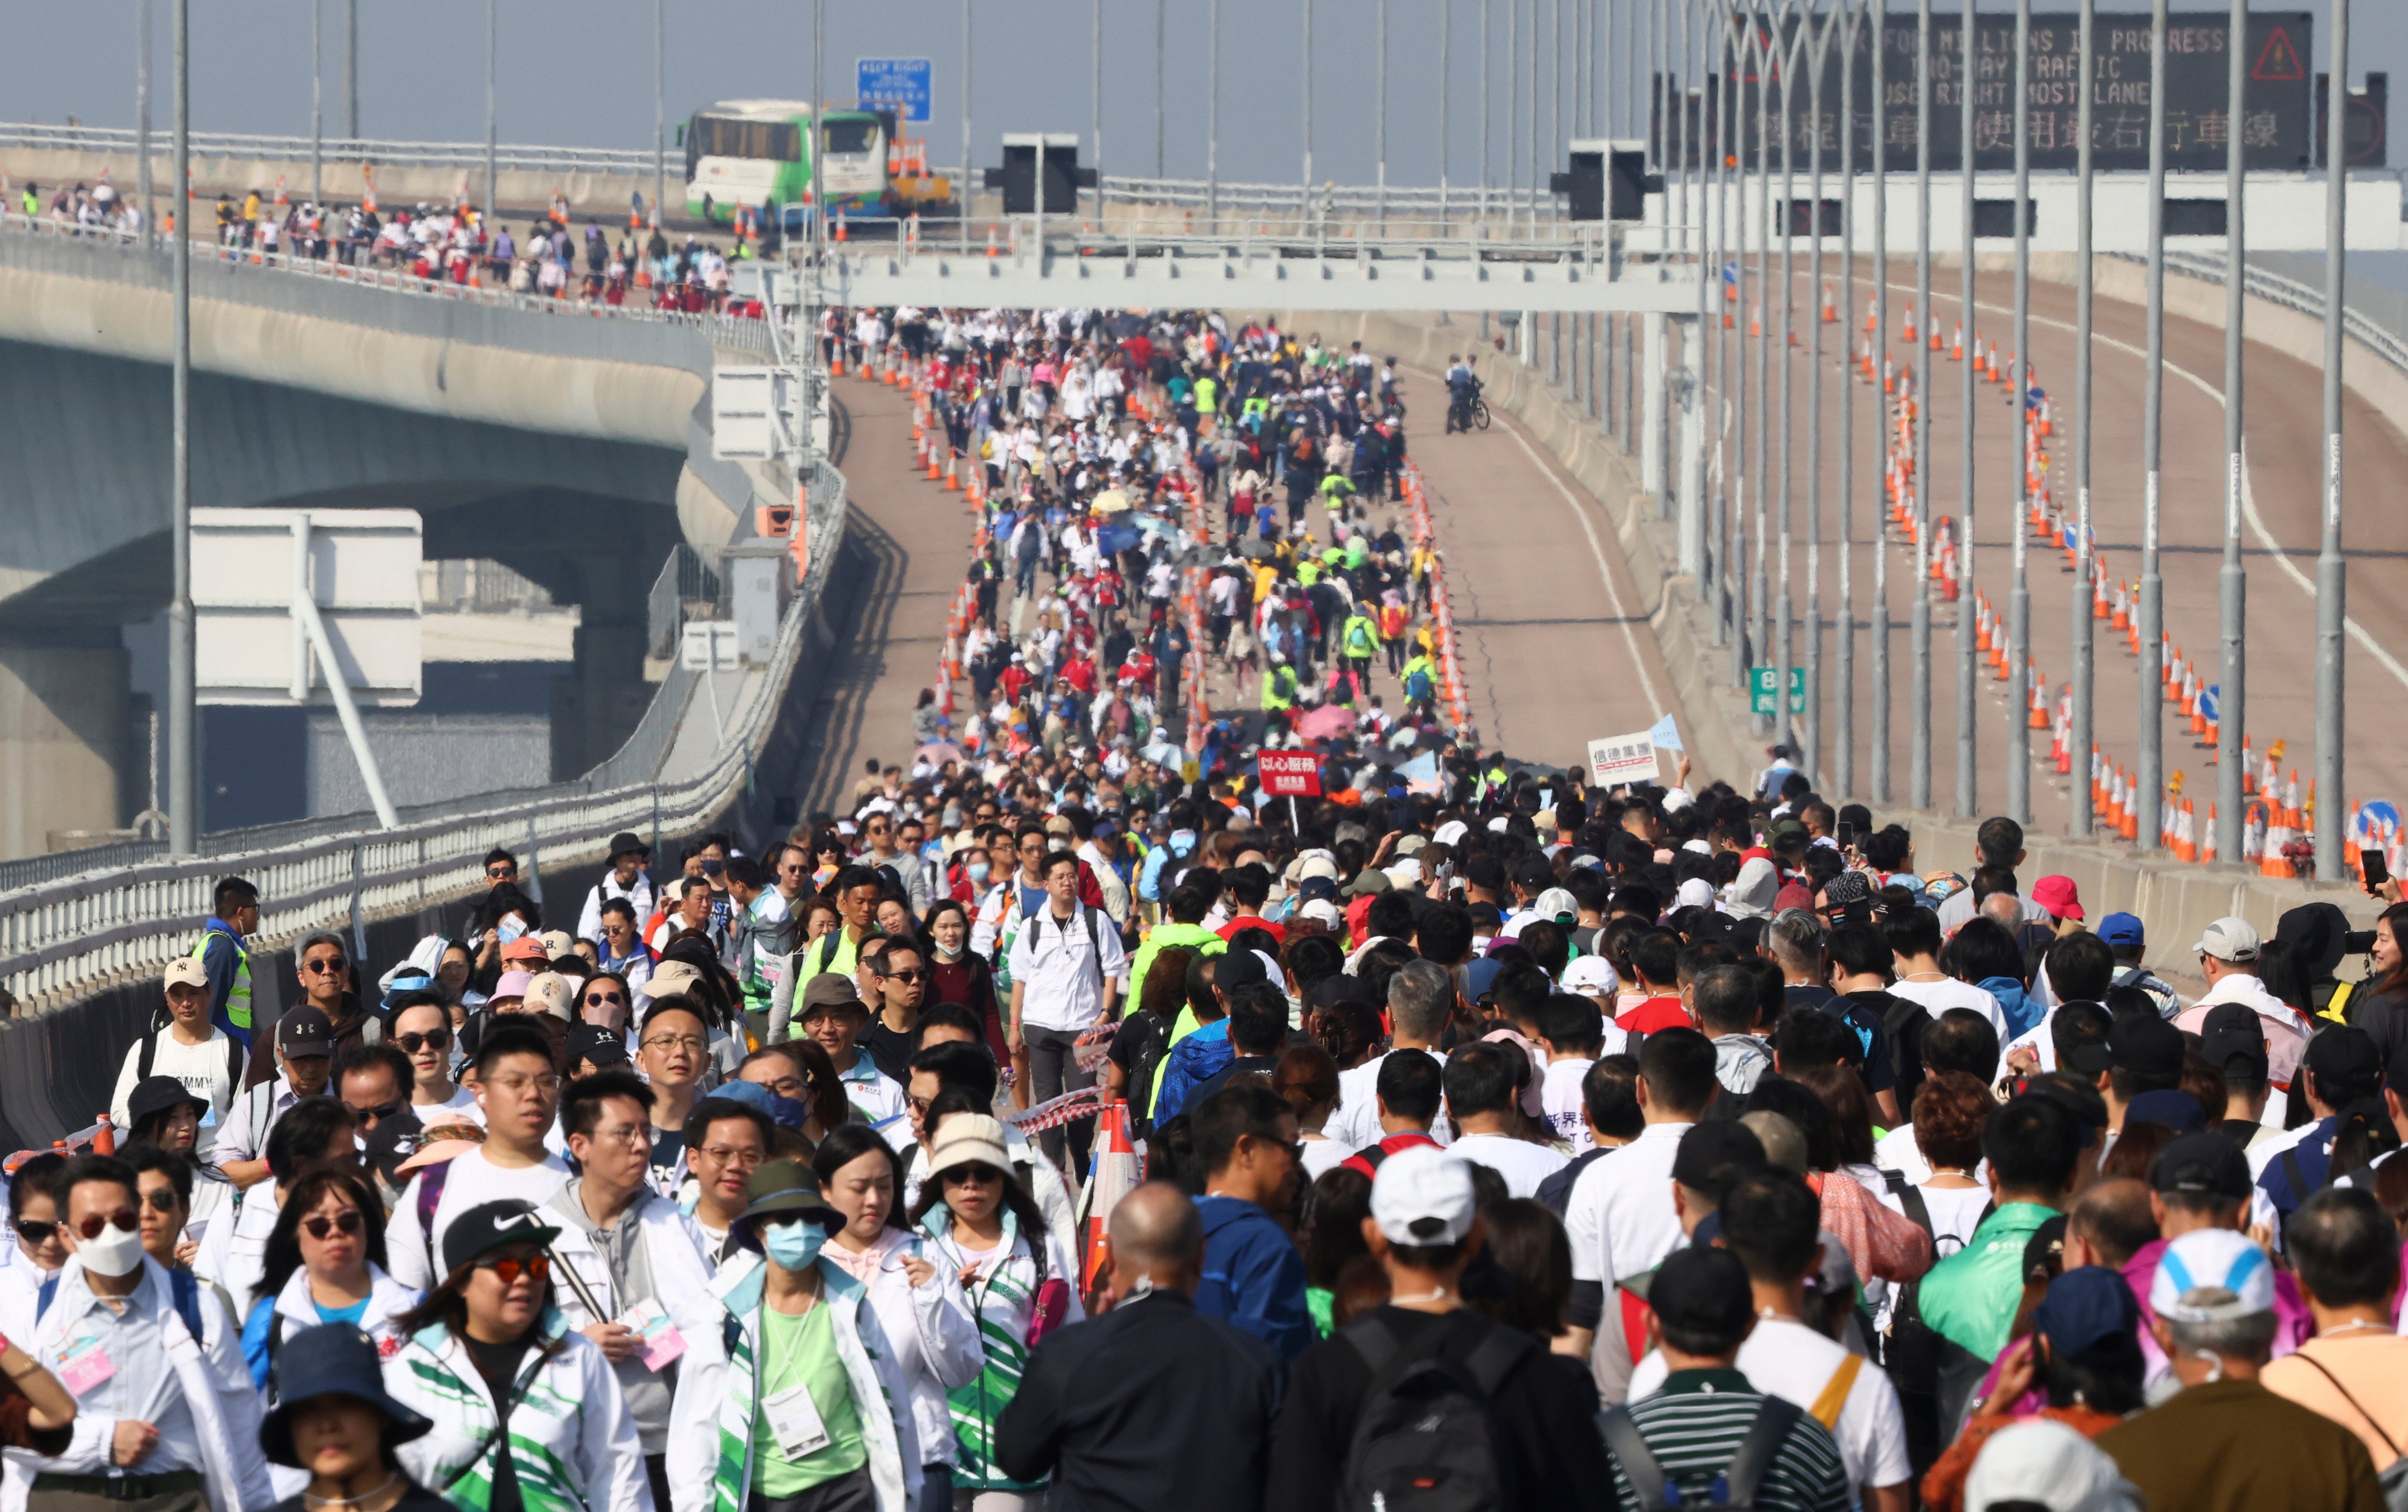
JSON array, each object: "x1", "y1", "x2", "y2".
[
  {"x1": 723, "y1": 539, "x2": 793, "y2": 666},
  {"x1": 986, "y1": 133, "x2": 1093, "y2": 215}
]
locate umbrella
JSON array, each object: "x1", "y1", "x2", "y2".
[
  {"x1": 913, "y1": 741, "x2": 965, "y2": 765},
  {"x1": 1238, "y1": 538, "x2": 1280, "y2": 561},
  {"x1": 1295, "y1": 704, "x2": 1357, "y2": 741},
  {"x1": 1090, "y1": 489, "x2": 1132, "y2": 514},
  {"x1": 1096, "y1": 523, "x2": 1143, "y2": 556},
  {"x1": 1141, "y1": 740, "x2": 1186, "y2": 768}
]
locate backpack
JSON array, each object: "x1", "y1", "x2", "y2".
[
  {"x1": 2285, "y1": 1350, "x2": 2408, "y2": 1512},
  {"x1": 1337, "y1": 1313, "x2": 1532, "y2": 1512},
  {"x1": 136, "y1": 1024, "x2": 246, "y2": 1089},
  {"x1": 1598, "y1": 1394, "x2": 1808, "y2": 1509},
  {"x1": 41, "y1": 1265, "x2": 204, "y2": 1344},
  {"x1": 1876, "y1": 1169, "x2": 1993, "y2": 1476}
]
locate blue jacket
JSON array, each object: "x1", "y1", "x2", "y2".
[
  {"x1": 1976, "y1": 975, "x2": 2046, "y2": 1042},
  {"x1": 1194, "y1": 1195, "x2": 1314, "y2": 1363},
  {"x1": 1152, "y1": 1021, "x2": 1232, "y2": 1122}
]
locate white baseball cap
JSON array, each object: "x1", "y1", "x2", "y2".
[
  {"x1": 1562, "y1": 956, "x2": 1621, "y2": 997},
  {"x1": 1533, "y1": 887, "x2": 1579, "y2": 922},
  {"x1": 2149, "y1": 1228, "x2": 2275, "y2": 1324},
  {"x1": 2191, "y1": 916, "x2": 2262, "y2": 964},
  {"x1": 1369, "y1": 1145, "x2": 1478, "y2": 1246}
]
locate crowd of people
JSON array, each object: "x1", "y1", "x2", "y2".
[
  {"x1": 5, "y1": 726, "x2": 2405, "y2": 1512},
  {"x1": 13, "y1": 179, "x2": 753, "y2": 312}
]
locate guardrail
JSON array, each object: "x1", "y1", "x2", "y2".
[
  {"x1": 0, "y1": 122, "x2": 653, "y2": 176},
  {"x1": 2159, "y1": 249, "x2": 2408, "y2": 382}
]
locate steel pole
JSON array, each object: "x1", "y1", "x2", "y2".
[
  {"x1": 653, "y1": 0, "x2": 664, "y2": 226},
  {"x1": 2070, "y1": 0, "x2": 2096, "y2": 837},
  {"x1": 1482, "y1": 0, "x2": 1492, "y2": 222},
  {"x1": 1778, "y1": 17, "x2": 1803, "y2": 762},
  {"x1": 1093, "y1": 0, "x2": 1105, "y2": 224},
  {"x1": 2217, "y1": 0, "x2": 2247, "y2": 863},
  {"x1": 2315, "y1": 0, "x2": 2348, "y2": 880},
  {"x1": 2006, "y1": 0, "x2": 2032, "y2": 824},
  {"x1": 138, "y1": 0, "x2": 153, "y2": 247},
  {"x1": 1911, "y1": 0, "x2": 1933, "y2": 811},
  {"x1": 1157, "y1": 0, "x2": 1167, "y2": 180},
  {"x1": 2136, "y1": 0, "x2": 2168, "y2": 853},
  {"x1": 964, "y1": 0, "x2": 975, "y2": 251},
  {"x1": 343, "y1": 0, "x2": 358, "y2": 140},
  {"x1": 168, "y1": 0, "x2": 194, "y2": 854},
  {"x1": 1378, "y1": 0, "x2": 1389, "y2": 235},
  {"x1": 1208, "y1": 0, "x2": 1220, "y2": 230},
  {"x1": 310, "y1": 0, "x2": 323, "y2": 207},
  {"x1": 1728, "y1": 6, "x2": 1751, "y2": 684},
  {"x1": 1304, "y1": 0, "x2": 1314, "y2": 207},
  {"x1": 484, "y1": 0, "x2": 497, "y2": 222},
  {"x1": 1754, "y1": 12, "x2": 1778, "y2": 693},
  {"x1": 1510, "y1": 0, "x2": 1522, "y2": 232},
  {"x1": 1441, "y1": 0, "x2": 1452, "y2": 226},
  {"x1": 1955, "y1": 0, "x2": 1978, "y2": 817},
  {"x1": 1713, "y1": 3, "x2": 1735, "y2": 648},
  {"x1": 1807, "y1": 6, "x2": 1833, "y2": 787},
  {"x1": 1871, "y1": 0, "x2": 1892, "y2": 804}
]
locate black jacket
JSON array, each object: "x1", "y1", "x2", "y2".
[{"x1": 996, "y1": 1289, "x2": 1283, "y2": 1512}]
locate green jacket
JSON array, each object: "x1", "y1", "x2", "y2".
[
  {"x1": 1262, "y1": 665, "x2": 1298, "y2": 712},
  {"x1": 1341, "y1": 614, "x2": 1378, "y2": 659},
  {"x1": 1918, "y1": 1200, "x2": 2060, "y2": 1362},
  {"x1": 1125, "y1": 922, "x2": 1227, "y2": 1013}
]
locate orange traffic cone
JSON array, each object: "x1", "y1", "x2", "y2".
[
  {"x1": 1823, "y1": 282, "x2": 1838, "y2": 323},
  {"x1": 1949, "y1": 323, "x2": 1964, "y2": 362}
]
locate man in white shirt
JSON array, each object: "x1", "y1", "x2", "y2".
[
  {"x1": 109, "y1": 959, "x2": 246, "y2": 1133},
  {"x1": 1329, "y1": 959, "x2": 1457, "y2": 1150},
  {"x1": 1007, "y1": 849, "x2": 1128, "y2": 1173},
  {"x1": 383, "y1": 1023, "x2": 571, "y2": 1291},
  {"x1": 1625, "y1": 1170, "x2": 1915, "y2": 1511},
  {"x1": 1883, "y1": 906, "x2": 2009, "y2": 1035},
  {"x1": 576, "y1": 832, "x2": 657, "y2": 947},
  {"x1": 214, "y1": 1007, "x2": 336, "y2": 1190},
  {"x1": 1563, "y1": 1026, "x2": 1718, "y2": 1402},
  {"x1": 1443, "y1": 1043, "x2": 1568, "y2": 1198}
]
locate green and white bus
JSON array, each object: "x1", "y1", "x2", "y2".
[{"x1": 680, "y1": 100, "x2": 893, "y2": 223}]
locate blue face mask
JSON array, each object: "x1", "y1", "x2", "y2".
[
  {"x1": 762, "y1": 1217, "x2": 828, "y2": 1272},
  {"x1": 967, "y1": 862, "x2": 992, "y2": 885}
]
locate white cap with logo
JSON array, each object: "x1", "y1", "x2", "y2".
[{"x1": 1368, "y1": 1145, "x2": 1478, "y2": 1246}]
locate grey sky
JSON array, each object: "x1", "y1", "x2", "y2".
[{"x1": 4, "y1": 2, "x2": 2393, "y2": 193}]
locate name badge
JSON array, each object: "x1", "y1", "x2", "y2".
[
  {"x1": 618, "y1": 1297, "x2": 686, "y2": 1373},
  {"x1": 761, "y1": 1382, "x2": 831, "y2": 1459},
  {"x1": 58, "y1": 1334, "x2": 114, "y2": 1396}
]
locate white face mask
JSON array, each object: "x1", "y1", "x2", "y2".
[{"x1": 76, "y1": 1221, "x2": 146, "y2": 1279}]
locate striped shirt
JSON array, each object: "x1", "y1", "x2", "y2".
[{"x1": 1605, "y1": 1369, "x2": 1851, "y2": 1512}]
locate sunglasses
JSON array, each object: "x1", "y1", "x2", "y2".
[
  {"x1": 302, "y1": 1210, "x2": 365, "y2": 1240},
  {"x1": 939, "y1": 1165, "x2": 1004, "y2": 1187},
  {"x1": 12, "y1": 1220, "x2": 51, "y2": 1245},
  {"x1": 352, "y1": 1100, "x2": 405, "y2": 1126},
  {"x1": 881, "y1": 968, "x2": 925, "y2": 984},
  {"x1": 476, "y1": 1253, "x2": 550, "y2": 1286},
  {"x1": 584, "y1": 992, "x2": 627, "y2": 1008},
  {"x1": 487, "y1": 866, "x2": 516, "y2": 879},
  {"x1": 68, "y1": 1209, "x2": 138, "y2": 1240},
  {"x1": 141, "y1": 1189, "x2": 181, "y2": 1213},
  {"x1": 396, "y1": 1029, "x2": 453, "y2": 1054},
  {"x1": 303, "y1": 958, "x2": 349, "y2": 975}
]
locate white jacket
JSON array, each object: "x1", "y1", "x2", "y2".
[
  {"x1": 822, "y1": 1233, "x2": 984, "y2": 1471},
  {"x1": 22, "y1": 1254, "x2": 274, "y2": 1512},
  {"x1": 385, "y1": 1312, "x2": 653, "y2": 1512}
]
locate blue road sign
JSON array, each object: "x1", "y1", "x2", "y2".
[
  {"x1": 2199, "y1": 684, "x2": 2220, "y2": 725},
  {"x1": 857, "y1": 58, "x2": 932, "y2": 122}
]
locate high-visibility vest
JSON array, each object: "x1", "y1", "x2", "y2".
[{"x1": 191, "y1": 928, "x2": 251, "y2": 1032}]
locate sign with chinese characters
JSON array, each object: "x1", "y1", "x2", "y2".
[
  {"x1": 1669, "y1": 12, "x2": 2314, "y2": 175},
  {"x1": 1588, "y1": 732, "x2": 1662, "y2": 789},
  {"x1": 1258, "y1": 751, "x2": 1324, "y2": 797}
]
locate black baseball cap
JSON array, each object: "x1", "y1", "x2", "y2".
[
  {"x1": 2123, "y1": 1089, "x2": 2206, "y2": 1135},
  {"x1": 1511, "y1": 857, "x2": 1556, "y2": 894},
  {"x1": 2304, "y1": 1026, "x2": 2383, "y2": 1090},
  {"x1": 1642, "y1": 1245, "x2": 1756, "y2": 1346},
  {"x1": 567, "y1": 1023, "x2": 630, "y2": 1069},
  {"x1": 2150, "y1": 1130, "x2": 2254, "y2": 1199},
  {"x1": 1213, "y1": 946, "x2": 1271, "y2": 992},
  {"x1": 2107, "y1": 1011, "x2": 2184, "y2": 1078},
  {"x1": 2198, "y1": 1002, "x2": 2269, "y2": 1079},
  {"x1": 277, "y1": 1006, "x2": 336, "y2": 1059},
  {"x1": 441, "y1": 1198, "x2": 563, "y2": 1281}
]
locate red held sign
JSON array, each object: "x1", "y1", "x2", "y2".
[{"x1": 1258, "y1": 751, "x2": 1324, "y2": 797}]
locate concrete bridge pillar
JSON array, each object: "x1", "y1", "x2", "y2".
[
  {"x1": 1674, "y1": 315, "x2": 1706, "y2": 580},
  {"x1": 0, "y1": 635, "x2": 129, "y2": 858},
  {"x1": 549, "y1": 555, "x2": 656, "y2": 781}
]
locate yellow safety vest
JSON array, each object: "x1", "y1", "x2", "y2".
[{"x1": 190, "y1": 928, "x2": 251, "y2": 1031}]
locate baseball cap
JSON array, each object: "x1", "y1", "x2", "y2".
[
  {"x1": 1298, "y1": 899, "x2": 1342, "y2": 928},
  {"x1": 523, "y1": 972, "x2": 573, "y2": 1022},
  {"x1": 566, "y1": 1022, "x2": 629, "y2": 1068},
  {"x1": 2192, "y1": 916, "x2": 2262, "y2": 964},
  {"x1": 2198, "y1": 1002, "x2": 2269, "y2": 1079},
  {"x1": 2032, "y1": 1265, "x2": 2143, "y2": 1363},
  {"x1": 1297, "y1": 854, "x2": 1341, "y2": 884},
  {"x1": 163, "y1": 957, "x2": 209, "y2": 991},
  {"x1": 490, "y1": 969, "x2": 534, "y2": 1003},
  {"x1": 500, "y1": 935, "x2": 552, "y2": 965},
  {"x1": 1561, "y1": 956, "x2": 1620, "y2": 997},
  {"x1": 1394, "y1": 835, "x2": 1429, "y2": 857},
  {"x1": 1213, "y1": 946, "x2": 1273, "y2": 992},
  {"x1": 2150, "y1": 1130, "x2": 2254, "y2": 1200},
  {"x1": 1642, "y1": 1246, "x2": 1755, "y2": 1346},
  {"x1": 927, "y1": 1114, "x2": 1013, "y2": 1179},
  {"x1": 2121, "y1": 1089, "x2": 2206, "y2": 1135},
  {"x1": 1822, "y1": 871, "x2": 1872, "y2": 910},
  {"x1": 277, "y1": 1006, "x2": 335, "y2": 1058},
  {"x1": 2107, "y1": 1012, "x2": 2184, "y2": 1078},
  {"x1": 1511, "y1": 858, "x2": 1556, "y2": 894},
  {"x1": 1464, "y1": 956, "x2": 1505, "y2": 1005},
  {"x1": 1346, "y1": 868, "x2": 1392, "y2": 898},
  {"x1": 2030, "y1": 875, "x2": 2084, "y2": 922},
  {"x1": 2305, "y1": 1025, "x2": 2383, "y2": 1090},
  {"x1": 1312, "y1": 974, "x2": 1378, "y2": 1011},
  {"x1": 2096, "y1": 912, "x2": 2146, "y2": 949},
  {"x1": 1461, "y1": 855, "x2": 1507, "y2": 895},
  {"x1": 538, "y1": 930, "x2": 576, "y2": 961},
  {"x1": 1532, "y1": 887, "x2": 1578, "y2": 922},
  {"x1": 639, "y1": 960, "x2": 705, "y2": 1000},
  {"x1": 1962, "y1": 1419, "x2": 2143, "y2": 1512},
  {"x1": 1369, "y1": 1145, "x2": 1478, "y2": 1246},
  {"x1": 2150, "y1": 1228, "x2": 2276, "y2": 1323},
  {"x1": 440, "y1": 1198, "x2": 562, "y2": 1282}
]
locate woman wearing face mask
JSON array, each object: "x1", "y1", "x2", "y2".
[
  {"x1": 909, "y1": 1113, "x2": 1081, "y2": 1511},
  {"x1": 382, "y1": 1200, "x2": 647, "y2": 1512},
  {"x1": 918, "y1": 902, "x2": 1003, "y2": 1063},
  {"x1": 242, "y1": 1168, "x2": 420, "y2": 1391},
  {"x1": 944, "y1": 848, "x2": 992, "y2": 909},
  {"x1": 668, "y1": 1160, "x2": 921, "y2": 1512},
  {"x1": 813, "y1": 1128, "x2": 982, "y2": 1512},
  {"x1": 436, "y1": 941, "x2": 485, "y2": 1026}
]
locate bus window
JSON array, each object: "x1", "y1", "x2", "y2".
[
  {"x1": 694, "y1": 117, "x2": 801, "y2": 162},
  {"x1": 821, "y1": 119, "x2": 880, "y2": 156}
]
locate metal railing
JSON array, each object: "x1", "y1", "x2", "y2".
[
  {"x1": 0, "y1": 121, "x2": 652, "y2": 176},
  {"x1": 2158, "y1": 250, "x2": 2408, "y2": 383},
  {"x1": 0, "y1": 458, "x2": 840, "y2": 1013}
]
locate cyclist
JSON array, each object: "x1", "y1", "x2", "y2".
[{"x1": 1445, "y1": 354, "x2": 1481, "y2": 434}]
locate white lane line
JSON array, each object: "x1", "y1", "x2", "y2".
[
  {"x1": 1494, "y1": 411, "x2": 1669, "y2": 717},
  {"x1": 1841, "y1": 271, "x2": 2408, "y2": 697}
]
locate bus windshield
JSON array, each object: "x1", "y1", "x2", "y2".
[
  {"x1": 821, "y1": 119, "x2": 880, "y2": 156},
  {"x1": 690, "y1": 116, "x2": 801, "y2": 162}
]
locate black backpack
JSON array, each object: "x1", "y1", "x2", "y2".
[
  {"x1": 1338, "y1": 1314, "x2": 1532, "y2": 1512},
  {"x1": 1876, "y1": 1169, "x2": 1993, "y2": 1475},
  {"x1": 1598, "y1": 1394, "x2": 1808, "y2": 1508}
]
